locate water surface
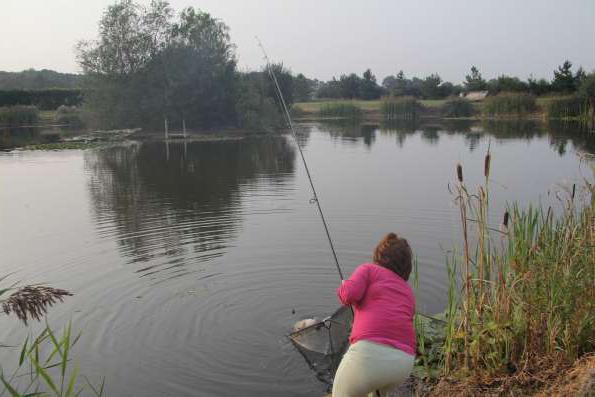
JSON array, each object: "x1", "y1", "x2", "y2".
[{"x1": 0, "y1": 120, "x2": 593, "y2": 396}]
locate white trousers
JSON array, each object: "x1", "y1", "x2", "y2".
[{"x1": 332, "y1": 340, "x2": 414, "y2": 397}]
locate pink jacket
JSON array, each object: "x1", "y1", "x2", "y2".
[{"x1": 336, "y1": 263, "x2": 416, "y2": 356}]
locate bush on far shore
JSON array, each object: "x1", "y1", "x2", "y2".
[{"x1": 0, "y1": 105, "x2": 39, "y2": 126}]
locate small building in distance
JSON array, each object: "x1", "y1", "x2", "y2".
[{"x1": 460, "y1": 91, "x2": 488, "y2": 101}]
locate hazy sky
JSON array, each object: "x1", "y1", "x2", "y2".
[{"x1": 2, "y1": 0, "x2": 594, "y2": 83}]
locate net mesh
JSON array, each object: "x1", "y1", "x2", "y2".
[{"x1": 289, "y1": 306, "x2": 353, "y2": 385}]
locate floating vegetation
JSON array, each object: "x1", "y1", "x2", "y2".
[
  {"x1": 0, "y1": 105, "x2": 39, "y2": 126},
  {"x1": 23, "y1": 141, "x2": 99, "y2": 151},
  {"x1": 319, "y1": 102, "x2": 363, "y2": 119},
  {"x1": 382, "y1": 96, "x2": 420, "y2": 121},
  {"x1": 482, "y1": 92, "x2": 537, "y2": 117},
  {"x1": 441, "y1": 97, "x2": 475, "y2": 118}
]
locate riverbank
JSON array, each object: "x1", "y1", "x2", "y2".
[{"x1": 293, "y1": 96, "x2": 586, "y2": 122}]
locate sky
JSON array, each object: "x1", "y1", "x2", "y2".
[{"x1": 2, "y1": 0, "x2": 595, "y2": 84}]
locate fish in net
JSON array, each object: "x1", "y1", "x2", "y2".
[{"x1": 289, "y1": 305, "x2": 353, "y2": 385}]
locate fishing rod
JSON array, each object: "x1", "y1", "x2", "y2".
[{"x1": 256, "y1": 37, "x2": 345, "y2": 281}]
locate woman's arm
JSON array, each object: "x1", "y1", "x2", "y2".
[{"x1": 336, "y1": 265, "x2": 369, "y2": 305}]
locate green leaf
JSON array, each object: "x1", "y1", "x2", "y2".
[
  {"x1": 65, "y1": 365, "x2": 79, "y2": 397},
  {"x1": 19, "y1": 336, "x2": 29, "y2": 366},
  {"x1": 28, "y1": 354, "x2": 59, "y2": 395},
  {"x1": 0, "y1": 375, "x2": 22, "y2": 397}
]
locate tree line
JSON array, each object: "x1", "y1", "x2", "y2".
[{"x1": 313, "y1": 61, "x2": 593, "y2": 101}]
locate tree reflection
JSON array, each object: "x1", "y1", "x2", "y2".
[{"x1": 85, "y1": 137, "x2": 295, "y2": 281}]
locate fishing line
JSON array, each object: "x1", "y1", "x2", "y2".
[{"x1": 256, "y1": 37, "x2": 345, "y2": 281}]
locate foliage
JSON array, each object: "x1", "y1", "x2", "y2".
[
  {"x1": 317, "y1": 70, "x2": 383, "y2": 100},
  {"x1": 382, "y1": 96, "x2": 420, "y2": 120},
  {"x1": 0, "y1": 90, "x2": 82, "y2": 110},
  {"x1": 0, "y1": 322, "x2": 104, "y2": 397},
  {"x1": 444, "y1": 155, "x2": 594, "y2": 382},
  {"x1": 318, "y1": 102, "x2": 362, "y2": 119},
  {"x1": 55, "y1": 106, "x2": 85, "y2": 128},
  {"x1": 235, "y1": 72, "x2": 284, "y2": 131},
  {"x1": 0, "y1": 69, "x2": 81, "y2": 90},
  {"x1": 0, "y1": 105, "x2": 39, "y2": 126},
  {"x1": 487, "y1": 75, "x2": 528, "y2": 95},
  {"x1": 552, "y1": 60, "x2": 583, "y2": 93},
  {"x1": 382, "y1": 71, "x2": 460, "y2": 99},
  {"x1": 293, "y1": 73, "x2": 316, "y2": 102},
  {"x1": 77, "y1": 1, "x2": 240, "y2": 129},
  {"x1": 464, "y1": 66, "x2": 487, "y2": 92},
  {"x1": 441, "y1": 97, "x2": 475, "y2": 118},
  {"x1": 544, "y1": 95, "x2": 590, "y2": 119},
  {"x1": 482, "y1": 93, "x2": 537, "y2": 117}
]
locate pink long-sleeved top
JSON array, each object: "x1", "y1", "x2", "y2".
[{"x1": 336, "y1": 263, "x2": 416, "y2": 356}]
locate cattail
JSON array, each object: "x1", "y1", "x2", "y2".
[
  {"x1": 2, "y1": 286, "x2": 72, "y2": 325},
  {"x1": 456, "y1": 163, "x2": 463, "y2": 183},
  {"x1": 572, "y1": 183, "x2": 576, "y2": 200},
  {"x1": 503, "y1": 211, "x2": 509, "y2": 228},
  {"x1": 484, "y1": 153, "x2": 491, "y2": 178}
]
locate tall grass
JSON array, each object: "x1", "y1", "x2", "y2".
[
  {"x1": 0, "y1": 105, "x2": 39, "y2": 126},
  {"x1": 55, "y1": 105, "x2": 85, "y2": 128},
  {"x1": 1, "y1": 278, "x2": 104, "y2": 396},
  {"x1": 441, "y1": 97, "x2": 475, "y2": 118},
  {"x1": 382, "y1": 96, "x2": 420, "y2": 121},
  {"x1": 443, "y1": 153, "x2": 594, "y2": 385},
  {"x1": 544, "y1": 95, "x2": 593, "y2": 128},
  {"x1": 482, "y1": 93, "x2": 537, "y2": 117},
  {"x1": 318, "y1": 102, "x2": 362, "y2": 119}
]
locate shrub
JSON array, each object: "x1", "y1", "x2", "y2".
[
  {"x1": 319, "y1": 102, "x2": 362, "y2": 119},
  {"x1": 382, "y1": 96, "x2": 420, "y2": 120},
  {"x1": 0, "y1": 105, "x2": 39, "y2": 126},
  {"x1": 55, "y1": 105, "x2": 85, "y2": 127},
  {"x1": 544, "y1": 95, "x2": 590, "y2": 119},
  {"x1": 441, "y1": 97, "x2": 475, "y2": 118},
  {"x1": 482, "y1": 92, "x2": 537, "y2": 117}
]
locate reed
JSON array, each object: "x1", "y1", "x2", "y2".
[
  {"x1": 382, "y1": 96, "x2": 420, "y2": 121},
  {"x1": 443, "y1": 153, "x2": 595, "y2": 389},
  {"x1": 55, "y1": 105, "x2": 85, "y2": 128},
  {"x1": 441, "y1": 97, "x2": 475, "y2": 118},
  {"x1": 544, "y1": 95, "x2": 593, "y2": 126},
  {"x1": 0, "y1": 105, "x2": 39, "y2": 126},
  {"x1": 482, "y1": 92, "x2": 537, "y2": 117},
  {"x1": 318, "y1": 102, "x2": 362, "y2": 119}
]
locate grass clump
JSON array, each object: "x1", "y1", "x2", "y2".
[
  {"x1": 441, "y1": 97, "x2": 475, "y2": 118},
  {"x1": 382, "y1": 96, "x2": 420, "y2": 121},
  {"x1": 482, "y1": 93, "x2": 537, "y2": 117},
  {"x1": 55, "y1": 105, "x2": 86, "y2": 128},
  {"x1": 319, "y1": 102, "x2": 363, "y2": 119},
  {"x1": 543, "y1": 95, "x2": 591, "y2": 120},
  {"x1": 0, "y1": 105, "x2": 39, "y2": 126},
  {"x1": 433, "y1": 152, "x2": 595, "y2": 395}
]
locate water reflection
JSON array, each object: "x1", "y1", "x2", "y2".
[
  {"x1": 0, "y1": 126, "x2": 64, "y2": 150},
  {"x1": 318, "y1": 119, "x2": 595, "y2": 155},
  {"x1": 85, "y1": 137, "x2": 296, "y2": 281}
]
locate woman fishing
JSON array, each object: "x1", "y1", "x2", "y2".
[{"x1": 332, "y1": 233, "x2": 415, "y2": 397}]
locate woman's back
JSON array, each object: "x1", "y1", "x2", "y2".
[{"x1": 337, "y1": 263, "x2": 416, "y2": 356}]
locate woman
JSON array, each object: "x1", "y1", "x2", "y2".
[{"x1": 332, "y1": 233, "x2": 415, "y2": 397}]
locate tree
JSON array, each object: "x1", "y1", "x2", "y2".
[
  {"x1": 487, "y1": 75, "x2": 528, "y2": 94},
  {"x1": 293, "y1": 73, "x2": 314, "y2": 102},
  {"x1": 360, "y1": 69, "x2": 382, "y2": 99},
  {"x1": 552, "y1": 60, "x2": 577, "y2": 93},
  {"x1": 420, "y1": 73, "x2": 442, "y2": 99},
  {"x1": 339, "y1": 73, "x2": 361, "y2": 99},
  {"x1": 464, "y1": 66, "x2": 487, "y2": 92},
  {"x1": 76, "y1": 1, "x2": 239, "y2": 129}
]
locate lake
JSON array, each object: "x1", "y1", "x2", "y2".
[{"x1": 0, "y1": 120, "x2": 593, "y2": 396}]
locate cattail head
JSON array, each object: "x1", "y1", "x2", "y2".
[
  {"x1": 572, "y1": 183, "x2": 576, "y2": 200},
  {"x1": 2, "y1": 286, "x2": 72, "y2": 325},
  {"x1": 503, "y1": 211, "x2": 510, "y2": 228},
  {"x1": 484, "y1": 153, "x2": 491, "y2": 178},
  {"x1": 456, "y1": 163, "x2": 463, "y2": 183}
]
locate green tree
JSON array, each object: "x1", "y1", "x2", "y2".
[
  {"x1": 464, "y1": 66, "x2": 487, "y2": 92},
  {"x1": 360, "y1": 69, "x2": 382, "y2": 99},
  {"x1": 552, "y1": 60, "x2": 577, "y2": 93}
]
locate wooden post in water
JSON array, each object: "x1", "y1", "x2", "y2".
[{"x1": 164, "y1": 117, "x2": 169, "y2": 140}]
